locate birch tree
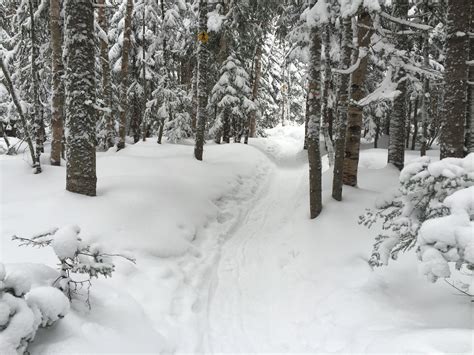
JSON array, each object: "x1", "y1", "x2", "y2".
[{"x1": 64, "y1": 0, "x2": 97, "y2": 196}]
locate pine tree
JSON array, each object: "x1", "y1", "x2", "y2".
[
  {"x1": 194, "y1": 0, "x2": 208, "y2": 161},
  {"x1": 342, "y1": 9, "x2": 373, "y2": 186},
  {"x1": 440, "y1": 0, "x2": 469, "y2": 159},
  {"x1": 50, "y1": 0, "x2": 64, "y2": 165},
  {"x1": 307, "y1": 18, "x2": 323, "y2": 219},
  {"x1": 387, "y1": 0, "x2": 409, "y2": 170},
  {"x1": 64, "y1": 0, "x2": 97, "y2": 196},
  {"x1": 117, "y1": 0, "x2": 133, "y2": 150},
  {"x1": 332, "y1": 6, "x2": 352, "y2": 201}
]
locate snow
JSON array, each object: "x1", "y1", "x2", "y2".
[
  {"x1": 1, "y1": 128, "x2": 472, "y2": 353},
  {"x1": 26, "y1": 287, "x2": 70, "y2": 327},
  {"x1": 51, "y1": 225, "x2": 81, "y2": 260},
  {"x1": 4, "y1": 270, "x2": 31, "y2": 297}
]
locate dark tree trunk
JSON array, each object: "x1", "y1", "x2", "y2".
[
  {"x1": 117, "y1": 0, "x2": 133, "y2": 150},
  {"x1": 342, "y1": 10, "x2": 372, "y2": 186},
  {"x1": 50, "y1": 0, "x2": 64, "y2": 165},
  {"x1": 194, "y1": 0, "x2": 209, "y2": 161},
  {"x1": 440, "y1": 0, "x2": 469, "y2": 159},
  {"x1": 307, "y1": 25, "x2": 323, "y2": 219},
  {"x1": 332, "y1": 16, "x2": 352, "y2": 201},
  {"x1": 64, "y1": 0, "x2": 97, "y2": 196},
  {"x1": 411, "y1": 97, "x2": 419, "y2": 150}
]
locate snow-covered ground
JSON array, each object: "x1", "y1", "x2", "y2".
[{"x1": 1, "y1": 126, "x2": 472, "y2": 353}]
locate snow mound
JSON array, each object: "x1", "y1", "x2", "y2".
[
  {"x1": 51, "y1": 225, "x2": 81, "y2": 260},
  {"x1": 26, "y1": 287, "x2": 70, "y2": 327}
]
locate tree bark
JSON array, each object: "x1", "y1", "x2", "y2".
[
  {"x1": 307, "y1": 25, "x2": 323, "y2": 219},
  {"x1": 332, "y1": 16, "x2": 352, "y2": 201},
  {"x1": 64, "y1": 0, "x2": 97, "y2": 196},
  {"x1": 464, "y1": 1, "x2": 474, "y2": 153},
  {"x1": 98, "y1": 0, "x2": 114, "y2": 149},
  {"x1": 321, "y1": 23, "x2": 334, "y2": 166},
  {"x1": 194, "y1": 0, "x2": 209, "y2": 161},
  {"x1": 387, "y1": 0, "x2": 408, "y2": 170},
  {"x1": 29, "y1": 0, "x2": 42, "y2": 174},
  {"x1": 117, "y1": 0, "x2": 133, "y2": 150},
  {"x1": 246, "y1": 43, "x2": 262, "y2": 142},
  {"x1": 440, "y1": 0, "x2": 469, "y2": 159},
  {"x1": 50, "y1": 0, "x2": 64, "y2": 165},
  {"x1": 411, "y1": 97, "x2": 418, "y2": 150},
  {"x1": 342, "y1": 10, "x2": 372, "y2": 186},
  {"x1": 1, "y1": 55, "x2": 37, "y2": 168}
]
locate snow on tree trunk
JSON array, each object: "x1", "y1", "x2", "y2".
[
  {"x1": 307, "y1": 25, "x2": 323, "y2": 219},
  {"x1": 465, "y1": 1, "x2": 474, "y2": 153},
  {"x1": 50, "y1": 0, "x2": 64, "y2": 165},
  {"x1": 64, "y1": 0, "x2": 97, "y2": 196},
  {"x1": 440, "y1": 0, "x2": 469, "y2": 159},
  {"x1": 388, "y1": 0, "x2": 408, "y2": 170},
  {"x1": 98, "y1": 0, "x2": 114, "y2": 149},
  {"x1": 194, "y1": 0, "x2": 209, "y2": 161},
  {"x1": 420, "y1": 11, "x2": 431, "y2": 157},
  {"x1": 411, "y1": 97, "x2": 419, "y2": 151},
  {"x1": 0, "y1": 55, "x2": 37, "y2": 168},
  {"x1": 117, "y1": 0, "x2": 133, "y2": 150},
  {"x1": 29, "y1": 0, "x2": 42, "y2": 174},
  {"x1": 332, "y1": 16, "x2": 352, "y2": 201},
  {"x1": 247, "y1": 43, "x2": 262, "y2": 141},
  {"x1": 342, "y1": 10, "x2": 372, "y2": 186},
  {"x1": 321, "y1": 23, "x2": 334, "y2": 167}
]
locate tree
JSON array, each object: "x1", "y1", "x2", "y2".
[
  {"x1": 307, "y1": 23, "x2": 323, "y2": 219},
  {"x1": 387, "y1": 0, "x2": 409, "y2": 170},
  {"x1": 97, "y1": 0, "x2": 115, "y2": 150},
  {"x1": 465, "y1": 1, "x2": 474, "y2": 154},
  {"x1": 50, "y1": 0, "x2": 64, "y2": 165},
  {"x1": 117, "y1": 0, "x2": 134, "y2": 150},
  {"x1": 332, "y1": 8, "x2": 352, "y2": 201},
  {"x1": 440, "y1": 0, "x2": 469, "y2": 159},
  {"x1": 64, "y1": 0, "x2": 97, "y2": 196},
  {"x1": 342, "y1": 10, "x2": 373, "y2": 186},
  {"x1": 194, "y1": 0, "x2": 208, "y2": 161}
]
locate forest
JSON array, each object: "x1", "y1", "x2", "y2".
[{"x1": 0, "y1": 0, "x2": 473, "y2": 354}]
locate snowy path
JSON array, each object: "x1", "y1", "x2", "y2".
[
  {"x1": 202, "y1": 129, "x2": 473, "y2": 353},
  {"x1": 205, "y1": 134, "x2": 320, "y2": 352}
]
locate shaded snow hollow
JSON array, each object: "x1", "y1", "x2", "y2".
[{"x1": 1, "y1": 126, "x2": 472, "y2": 353}]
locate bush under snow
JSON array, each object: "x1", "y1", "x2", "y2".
[
  {"x1": 0, "y1": 264, "x2": 69, "y2": 354},
  {"x1": 361, "y1": 154, "x2": 474, "y2": 291}
]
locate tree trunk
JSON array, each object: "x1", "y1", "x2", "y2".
[
  {"x1": 342, "y1": 10, "x2": 372, "y2": 186},
  {"x1": 141, "y1": 5, "x2": 148, "y2": 142},
  {"x1": 0, "y1": 55, "x2": 37, "y2": 167},
  {"x1": 246, "y1": 43, "x2": 262, "y2": 142},
  {"x1": 464, "y1": 1, "x2": 474, "y2": 153},
  {"x1": 194, "y1": 0, "x2": 209, "y2": 161},
  {"x1": 98, "y1": 0, "x2": 114, "y2": 149},
  {"x1": 50, "y1": 0, "x2": 64, "y2": 165},
  {"x1": 332, "y1": 17, "x2": 352, "y2": 201},
  {"x1": 117, "y1": 0, "x2": 133, "y2": 150},
  {"x1": 64, "y1": 0, "x2": 97, "y2": 196},
  {"x1": 387, "y1": 0, "x2": 408, "y2": 170},
  {"x1": 321, "y1": 23, "x2": 334, "y2": 166},
  {"x1": 29, "y1": 0, "x2": 42, "y2": 174},
  {"x1": 440, "y1": 0, "x2": 469, "y2": 159},
  {"x1": 307, "y1": 25, "x2": 323, "y2": 219},
  {"x1": 405, "y1": 97, "x2": 412, "y2": 149},
  {"x1": 411, "y1": 97, "x2": 418, "y2": 150}
]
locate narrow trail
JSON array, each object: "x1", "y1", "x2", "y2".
[{"x1": 204, "y1": 136, "x2": 313, "y2": 353}]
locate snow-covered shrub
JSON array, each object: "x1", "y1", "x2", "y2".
[
  {"x1": 12, "y1": 225, "x2": 135, "y2": 305},
  {"x1": 0, "y1": 263, "x2": 69, "y2": 354},
  {"x1": 361, "y1": 154, "x2": 474, "y2": 287}
]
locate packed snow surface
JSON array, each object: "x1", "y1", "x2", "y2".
[{"x1": 1, "y1": 125, "x2": 472, "y2": 353}]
